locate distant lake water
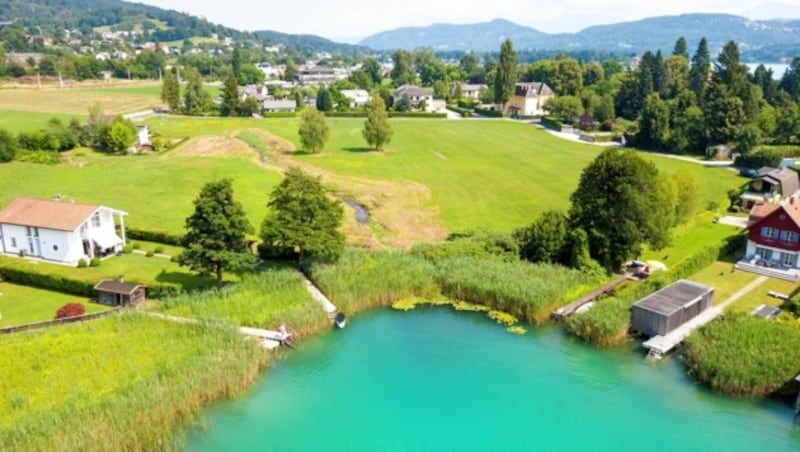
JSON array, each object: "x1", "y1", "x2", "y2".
[
  {"x1": 186, "y1": 308, "x2": 800, "y2": 451},
  {"x1": 747, "y1": 63, "x2": 791, "y2": 78}
]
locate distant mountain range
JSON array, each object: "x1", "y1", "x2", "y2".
[{"x1": 359, "y1": 14, "x2": 800, "y2": 57}]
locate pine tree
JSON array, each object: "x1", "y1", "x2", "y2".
[
  {"x1": 688, "y1": 38, "x2": 711, "y2": 99},
  {"x1": 494, "y1": 39, "x2": 517, "y2": 109},
  {"x1": 673, "y1": 37, "x2": 689, "y2": 60},
  {"x1": 316, "y1": 86, "x2": 334, "y2": 112},
  {"x1": 362, "y1": 95, "x2": 393, "y2": 150},
  {"x1": 179, "y1": 179, "x2": 254, "y2": 284},
  {"x1": 182, "y1": 67, "x2": 209, "y2": 115},
  {"x1": 231, "y1": 48, "x2": 243, "y2": 83},
  {"x1": 220, "y1": 71, "x2": 240, "y2": 117}
]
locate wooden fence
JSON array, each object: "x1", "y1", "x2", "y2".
[{"x1": 0, "y1": 308, "x2": 121, "y2": 335}]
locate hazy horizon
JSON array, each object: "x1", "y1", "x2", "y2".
[{"x1": 134, "y1": 0, "x2": 800, "y2": 42}]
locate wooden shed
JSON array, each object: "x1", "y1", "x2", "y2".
[
  {"x1": 94, "y1": 280, "x2": 147, "y2": 307},
  {"x1": 631, "y1": 280, "x2": 714, "y2": 337}
]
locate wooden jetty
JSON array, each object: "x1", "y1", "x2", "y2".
[
  {"x1": 147, "y1": 312, "x2": 293, "y2": 350},
  {"x1": 552, "y1": 273, "x2": 630, "y2": 321}
]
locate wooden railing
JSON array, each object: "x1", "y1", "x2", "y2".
[{"x1": 0, "y1": 308, "x2": 121, "y2": 335}]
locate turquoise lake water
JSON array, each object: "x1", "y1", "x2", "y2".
[{"x1": 186, "y1": 308, "x2": 800, "y2": 451}]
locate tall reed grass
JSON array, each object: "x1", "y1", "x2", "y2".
[
  {"x1": 685, "y1": 315, "x2": 800, "y2": 397},
  {"x1": 158, "y1": 266, "x2": 329, "y2": 337},
  {"x1": 0, "y1": 312, "x2": 269, "y2": 451},
  {"x1": 434, "y1": 257, "x2": 600, "y2": 324},
  {"x1": 310, "y1": 249, "x2": 440, "y2": 313}
]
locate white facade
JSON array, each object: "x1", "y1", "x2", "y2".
[
  {"x1": 0, "y1": 205, "x2": 126, "y2": 266},
  {"x1": 341, "y1": 89, "x2": 370, "y2": 108}
]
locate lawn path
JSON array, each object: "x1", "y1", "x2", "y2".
[{"x1": 718, "y1": 276, "x2": 769, "y2": 310}]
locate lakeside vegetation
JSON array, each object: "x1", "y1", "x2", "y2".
[
  {"x1": 0, "y1": 313, "x2": 269, "y2": 451},
  {"x1": 158, "y1": 267, "x2": 329, "y2": 337},
  {"x1": 685, "y1": 315, "x2": 800, "y2": 398}
]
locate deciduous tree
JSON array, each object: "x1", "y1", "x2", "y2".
[
  {"x1": 179, "y1": 179, "x2": 254, "y2": 284},
  {"x1": 362, "y1": 95, "x2": 393, "y2": 150},
  {"x1": 220, "y1": 71, "x2": 240, "y2": 117},
  {"x1": 259, "y1": 167, "x2": 344, "y2": 265},
  {"x1": 494, "y1": 39, "x2": 517, "y2": 108},
  {"x1": 160, "y1": 69, "x2": 180, "y2": 112},
  {"x1": 298, "y1": 107, "x2": 330, "y2": 153}
]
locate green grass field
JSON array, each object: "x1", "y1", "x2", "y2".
[
  {"x1": 0, "y1": 110, "x2": 82, "y2": 132},
  {"x1": 0, "y1": 85, "x2": 162, "y2": 115},
  {"x1": 0, "y1": 282, "x2": 108, "y2": 327},
  {"x1": 144, "y1": 117, "x2": 745, "y2": 238}
]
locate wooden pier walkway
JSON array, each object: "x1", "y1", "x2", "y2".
[
  {"x1": 643, "y1": 276, "x2": 768, "y2": 359},
  {"x1": 303, "y1": 276, "x2": 338, "y2": 319},
  {"x1": 552, "y1": 273, "x2": 631, "y2": 321}
]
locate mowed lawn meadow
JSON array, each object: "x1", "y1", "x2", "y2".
[{"x1": 0, "y1": 113, "x2": 745, "y2": 243}]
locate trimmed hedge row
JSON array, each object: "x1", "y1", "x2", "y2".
[
  {"x1": 322, "y1": 111, "x2": 447, "y2": 119},
  {"x1": 0, "y1": 257, "x2": 182, "y2": 299},
  {"x1": 0, "y1": 259, "x2": 94, "y2": 297},
  {"x1": 541, "y1": 116, "x2": 562, "y2": 131},
  {"x1": 261, "y1": 112, "x2": 298, "y2": 118},
  {"x1": 125, "y1": 228, "x2": 183, "y2": 246},
  {"x1": 446, "y1": 105, "x2": 472, "y2": 118},
  {"x1": 474, "y1": 107, "x2": 503, "y2": 118}
]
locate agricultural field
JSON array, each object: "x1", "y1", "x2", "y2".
[
  {"x1": 0, "y1": 282, "x2": 108, "y2": 328},
  {"x1": 0, "y1": 84, "x2": 162, "y2": 116},
  {"x1": 158, "y1": 266, "x2": 329, "y2": 336},
  {"x1": 0, "y1": 110, "x2": 81, "y2": 133},
  {"x1": 0, "y1": 313, "x2": 269, "y2": 450}
]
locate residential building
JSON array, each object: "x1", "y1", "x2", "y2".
[
  {"x1": 453, "y1": 83, "x2": 487, "y2": 100},
  {"x1": 341, "y1": 89, "x2": 370, "y2": 108},
  {"x1": 0, "y1": 197, "x2": 127, "y2": 265},
  {"x1": 393, "y1": 85, "x2": 434, "y2": 111},
  {"x1": 241, "y1": 84, "x2": 270, "y2": 102},
  {"x1": 739, "y1": 166, "x2": 800, "y2": 211},
  {"x1": 737, "y1": 198, "x2": 800, "y2": 281},
  {"x1": 507, "y1": 82, "x2": 555, "y2": 116},
  {"x1": 296, "y1": 66, "x2": 345, "y2": 85},
  {"x1": 95, "y1": 279, "x2": 147, "y2": 307},
  {"x1": 263, "y1": 99, "x2": 297, "y2": 113}
]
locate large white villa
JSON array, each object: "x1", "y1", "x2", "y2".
[{"x1": 0, "y1": 197, "x2": 127, "y2": 265}]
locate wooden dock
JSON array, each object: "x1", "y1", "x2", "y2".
[
  {"x1": 147, "y1": 312, "x2": 293, "y2": 350},
  {"x1": 552, "y1": 273, "x2": 630, "y2": 321},
  {"x1": 642, "y1": 275, "x2": 768, "y2": 360}
]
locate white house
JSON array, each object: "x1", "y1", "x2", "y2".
[
  {"x1": 340, "y1": 89, "x2": 370, "y2": 108},
  {"x1": 0, "y1": 197, "x2": 128, "y2": 265},
  {"x1": 507, "y1": 82, "x2": 555, "y2": 116},
  {"x1": 393, "y1": 85, "x2": 434, "y2": 111}
]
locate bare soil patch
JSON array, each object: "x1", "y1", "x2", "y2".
[{"x1": 177, "y1": 136, "x2": 252, "y2": 157}]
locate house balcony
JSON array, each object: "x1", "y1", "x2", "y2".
[{"x1": 735, "y1": 257, "x2": 800, "y2": 282}]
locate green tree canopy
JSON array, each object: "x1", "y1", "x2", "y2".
[
  {"x1": 298, "y1": 107, "x2": 330, "y2": 153},
  {"x1": 100, "y1": 117, "x2": 136, "y2": 153},
  {"x1": 160, "y1": 69, "x2": 180, "y2": 112},
  {"x1": 220, "y1": 71, "x2": 240, "y2": 117},
  {"x1": 259, "y1": 167, "x2": 344, "y2": 265},
  {"x1": 179, "y1": 179, "x2": 254, "y2": 284},
  {"x1": 569, "y1": 149, "x2": 673, "y2": 270},
  {"x1": 362, "y1": 94, "x2": 393, "y2": 150},
  {"x1": 0, "y1": 128, "x2": 16, "y2": 162},
  {"x1": 182, "y1": 67, "x2": 210, "y2": 115},
  {"x1": 494, "y1": 39, "x2": 517, "y2": 107}
]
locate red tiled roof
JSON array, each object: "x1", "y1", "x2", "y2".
[
  {"x1": 0, "y1": 197, "x2": 99, "y2": 231},
  {"x1": 748, "y1": 198, "x2": 800, "y2": 230}
]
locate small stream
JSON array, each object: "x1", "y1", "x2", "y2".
[{"x1": 341, "y1": 197, "x2": 369, "y2": 224}]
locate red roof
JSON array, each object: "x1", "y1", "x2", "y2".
[
  {"x1": 748, "y1": 199, "x2": 800, "y2": 231},
  {"x1": 0, "y1": 197, "x2": 100, "y2": 231}
]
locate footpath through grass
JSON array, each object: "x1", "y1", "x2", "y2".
[
  {"x1": 0, "y1": 312, "x2": 269, "y2": 451},
  {"x1": 0, "y1": 282, "x2": 107, "y2": 327}
]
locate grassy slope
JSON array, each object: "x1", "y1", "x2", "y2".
[
  {"x1": 0, "y1": 282, "x2": 108, "y2": 327},
  {"x1": 149, "y1": 116, "x2": 745, "y2": 234},
  {"x1": 0, "y1": 149, "x2": 281, "y2": 234}
]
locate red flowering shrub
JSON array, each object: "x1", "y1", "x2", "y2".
[{"x1": 55, "y1": 303, "x2": 86, "y2": 319}]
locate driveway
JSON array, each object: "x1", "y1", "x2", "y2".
[{"x1": 717, "y1": 216, "x2": 748, "y2": 229}]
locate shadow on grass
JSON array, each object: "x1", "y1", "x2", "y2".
[
  {"x1": 288, "y1": 150, "x2": 316, "y2": 156},
  {"x1": 342, "y1": 147, "x2": 377, "y2": 153}
]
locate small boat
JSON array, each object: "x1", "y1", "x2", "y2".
[{"x1": 335, "y1": 312, "x2": 347, "y2": 329}]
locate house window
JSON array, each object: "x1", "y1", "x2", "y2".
[
  {"x1": 781, "y1": 230, "x2": 790, "y2": 242},
  {"x1": 761, "y1": 227, "x2": 779, "y2": 239},
  {"x1": 10, "y1": 237, "x2": 16, "y2": 248},
  {"x1": 783, "y1": 253, "x2": 796, "y2": 267},
  {"x1": 788, "y1": 232, "x2": 800, "y2": 244},
  {"x1": 92, "y1": 213, "x2": 101, "y2": 228}
]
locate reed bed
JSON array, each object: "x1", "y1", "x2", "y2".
[
  {"x1": 685, "y1": 315, "x2": 800, "y2": 397},
  {"x1": 434, "y1": 257, "x2": 600, "y2": 324},
  {"x1": 0, "y1": 312, "x2": 269, "y2": 451},
  {"x1": 309, "y1": 249, "x2": 440, "y2": 313},
  {"x1": 158, "y1": 267, "x2": 329, "y2": 337}
]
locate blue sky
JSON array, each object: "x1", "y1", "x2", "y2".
[{"x1": 136, "y1": 0, "x2": 800, "y2": 42}]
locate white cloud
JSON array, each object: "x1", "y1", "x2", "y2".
[{"x1": 136, "y1": 0, "x2": 800, "y2": 40}]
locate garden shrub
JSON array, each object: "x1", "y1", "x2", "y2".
[
  {"x1": 77, "y1": 259, "x2": 88, "y2": 268},
  {"x1": 89, "y1": 258, "x2": 101, "y2": 267},
  {"x1": 541, "y1": 116, "x2": 563, "y2": 131},
  {"x1": 55, "y1": 302, "x2": 86, "y2": 319},
  {"x1": 154, "y1": 246, "x2": 164, "y2": 254},
  {"x1": 125, "y1": 228, "x2": 182, "y2": 246},
  {"x1": 145, "y1": 250, "x2": 155, "y2": 257},
  {"x1": 122, "y1": 245, "x2": 133, "y2": 254}
]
